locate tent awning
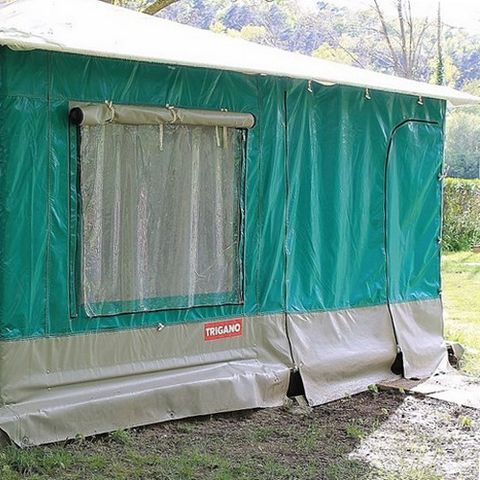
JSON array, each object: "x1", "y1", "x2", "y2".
[{"x1": 0, "y1": 0, "x2": 479, "y2": 106}]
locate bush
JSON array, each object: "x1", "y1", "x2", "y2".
[{"x1": 442, "y1": 178, "x2": 480, "y2": 251}]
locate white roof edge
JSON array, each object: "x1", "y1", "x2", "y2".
[{"x1": 0, "y1": 0, "x2": 479, "y2": 107}]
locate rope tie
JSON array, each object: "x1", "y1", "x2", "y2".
[
  {"x1": 159, "y1": 123, "x2": 164, "y2": 151},
  {"x1": 166, "y1": 104, "x2": 178, "y2": 123},
  {"x1": 104, "y1": 100, "x2": 115, "y2": 123},
  {"x1": 223, "y1": 126, "x2": 228, "y2": 149}
]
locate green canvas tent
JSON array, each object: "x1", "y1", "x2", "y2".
[{"x1": 0, "y1": 0, "x2": 478, "y2": 446}]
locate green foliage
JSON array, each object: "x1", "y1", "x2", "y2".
[
  {"x1": 429, "y1": 55, "x2": 458, "y2": 86},
  {"x1": 312, "y1": 40, "x2": 355, "y2": 65},
  {"x1": 298, "y1": 424, "x2": 325, "y2": 451},
  {"x1": 380, "y1": 468, "x2": 442, "y2": 480},
  {"x1": 462, "y1": 78, "x2": 480, "y2": 96},
  {"x1": 442, "y1": 251, "x2": 480, "y2": 375},
  {"x1": 458, "y1": 415, "x2": 473, "y2": 429},
  {"x1": 0, "y1": 446, "x2": 75, "y2": 477},
  {"x1": 109, "y1": 429, "x2": 133, "y2": 445},
  {"x1": 345, "y1": 421, "x2": 365, "y2": 440},
  {"x1": 367, "y1": 384, "x2": 379, "y2": 394},
  {"x1": 445, "y1": 109, "x2": 480, "y2": 179},
  {"x1": 442, "y1": 178, "x2": 480, "y2": 251}
]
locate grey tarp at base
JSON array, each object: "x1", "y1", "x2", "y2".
[
  {"x1": 0, "y1": 300, "x2": 445, "y2": 445},
  {"x1": 287, "y1": 304, "x2": 400, "y2": 405},
  {"x1": 390, "y1": 299, "x2": 448, "y2": 379},
  {"x1": 287, "y1": 299, "x2": 447, "y2": 406},
  {"x1": 0, "y1": 315, "x2": 292, "y2": 446}
]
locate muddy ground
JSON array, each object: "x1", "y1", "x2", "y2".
[{"x1": 2, "y1": 389, "x2": 479, "y2": 480}]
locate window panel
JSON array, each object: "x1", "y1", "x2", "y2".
[{"x1": 78, "y1": 122, "x2": 244, "y2": 317}]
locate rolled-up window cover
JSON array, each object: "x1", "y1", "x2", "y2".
[{"x1": 69, "y1": 102, "x2": 255, "y2": 128}]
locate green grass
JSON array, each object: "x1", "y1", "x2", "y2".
[
  {"x1": 345, "y1": 421, "x2": 365, "y2": 440},
  {"x1": 109, "y1": 429, "x2": 133, "y2": 446},
  {"x1": 378, "y1": 468, "x2": 442, "y2": 480},
  {"x1": 442, "y1": 251, "x2": 480, "y2": 375}
]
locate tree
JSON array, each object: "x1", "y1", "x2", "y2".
[
  {"x1": 462, "y1": 79, "x2": 480, "y2": 96},
  {"x1": 434, "y1": 2, "x2": 444, "y2": 85},
  {"x1": 143, "y1": 0, "x2": 180, "y2": 14},
  {"x1": 312, "y1": 39, "x2": 359, "y2": 66},
  {"x1": 429, "y1": 54, "x2": 458, "y2": 87},
  {"x1": 445, "y1": 109, "x2": 480, "y2": 179},
  {"x1": 99, "y1": 0, "x2": 179, "y2": 13},
  {"x1": 372, "y1": 0, "x2": 433, "y2": 79}
]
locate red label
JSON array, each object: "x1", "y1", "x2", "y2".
[{"x1": 204, "y1": 318, "x2": 243, "y2": 341}]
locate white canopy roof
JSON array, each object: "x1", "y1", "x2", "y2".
[{"x1": 0, "y1": 0, "x2": 478, "y2": 106}]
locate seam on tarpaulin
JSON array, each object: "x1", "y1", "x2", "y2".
[
  {"x1": 286, "y1": 296, "x2": 441, "y2": 317},
  {"x1": 282, "y1": 87, "x2": 296, "y2": 369},
  {"x1": 0, "y1": 93, "x2": 49, "y2": 101},
  {"x1": 386, "y1": 296, "x2": 441, "y2": 307},
  {"x1": 77, "y1": 299, "x2": 246, "y2": 320},
  {"x1": 254, "y1": 76, "x2": 263, "y2": 316},
  {"x1": 44, "y1": 51, "x2": 53, "y2": 336},
  {"x1": 438, "y1": 113, "x2": 447, "y2": 339},
  {"x1": 0, "y1": 297, "x2": 442, "y2": 343},
  {"x1": 238, "y1": 129, "x2": 247, "y2": 309},
  {"x1": 0, "y1": 312, "x2": 286, "y2": 344}
]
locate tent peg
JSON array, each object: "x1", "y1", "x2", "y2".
[
  {"x1": 307, "y1": 80, "x2": 313, "y2": 93},
  {"x1": 365, "y1": 88, "x2": 371, "y2": 100},
  {"x1": 417, "y1": 95, "x2": 424, "y2": 105}
]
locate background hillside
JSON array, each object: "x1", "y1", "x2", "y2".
[{"x1": 118, "y1": 0, "x2": 480, "y2": 178}]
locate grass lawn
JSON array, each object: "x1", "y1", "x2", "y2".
[{"x1": 442, "y1": 250, "x2": 480, "y2": 375}]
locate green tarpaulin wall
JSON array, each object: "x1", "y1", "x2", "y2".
[{"x1": 0, "y1": 48, "x2": 444, "y2": 338}]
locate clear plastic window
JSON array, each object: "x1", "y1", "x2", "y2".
[{"x1": 78, "y1": 123, "x2": 244, "y2": 317}]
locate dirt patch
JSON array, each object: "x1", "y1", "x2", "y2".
[
  {"x1": 350, "y1": 394, "x2": 480, "y2": 479},
  {"x1": 1, "y1": 390, "x2": 479, "y2": 479}
]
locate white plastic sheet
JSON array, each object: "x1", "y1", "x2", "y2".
[{"x1": 79, "y1": 123, "x2": 244, "y2": 316}]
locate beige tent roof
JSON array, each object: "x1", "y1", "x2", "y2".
[{"x1": 0, "y1": 0, "x2": 479, "y2": 106}]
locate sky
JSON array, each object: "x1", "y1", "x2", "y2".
[{"x1": 297, "y1": 0, "x2": 480, "y2": 34}]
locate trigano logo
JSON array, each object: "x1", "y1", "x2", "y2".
[{"x1": 204, "y1": 319, "x2": 243, "y2": 341}]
